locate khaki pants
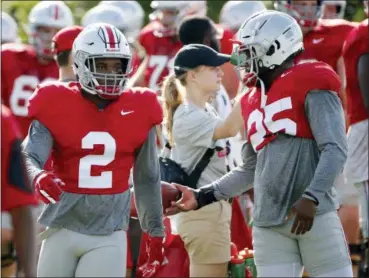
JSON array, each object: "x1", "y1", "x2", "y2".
[
  {"x1": 176, "y1": 200, "x2": 232, "y2": 264},
  {"x1": 37, "y1": 228, "x2": 127, "y2": 277}
]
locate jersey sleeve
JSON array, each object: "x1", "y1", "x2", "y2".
[
  {"x1": 132, "y1": 87, "x2": 163, "y2": 126},
  {"x1": 220, "y1": 27, "x2": 235, "y2": 55}
]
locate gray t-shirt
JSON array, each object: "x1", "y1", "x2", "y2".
[
  {"x1": 203, "y1": 91, "x2": 347, "y2": 227},
  {"x1": 22, "y1": 121, "x2": 165, "y2": 237},
  {"x1": 171, "y1": 102, "x2": 228, "y2": 188}
]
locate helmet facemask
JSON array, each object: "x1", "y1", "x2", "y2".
[
  {"x1": 29, "y1": 25, "x2": 60, "y2": 60},
  {"x1": 74, "y1": 51, "x2": 132, "y2": 100}
]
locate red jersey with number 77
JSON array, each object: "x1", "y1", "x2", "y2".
[
  {"x1": 1, "y1": 43, "x2": 59, "y2": 137},
  {"x1": 28, "y1": 82, "x2": 163, "y2": 194},
  {"x1": 241, "y1": 61, "x2": 341, "y2": 152}
]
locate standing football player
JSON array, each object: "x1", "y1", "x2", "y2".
[
  {"x1": 167, "y1": 10, "x2": 352, "y2": 277},
  {"x1": 342, "y1": 1, "x2": 369, "y2": 276},
  {"x1": 22, "y1": 24, "x2": 165, "y2": 277},
  {"x1": 1, "y1": 1, "x2": 74, "y2": 138}
]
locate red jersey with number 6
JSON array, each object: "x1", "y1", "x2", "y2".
[
  {"x1": 241, "y1": 61, "x2": 341, "y2": 152},
  {"x1": 1, "y1": 43, "x2": 59, "y2": 137},
  {"x1": 28, "y1": 82, "x2": 163, "y2": 195},
  {"x1": 342, "y1": 19, "x2": 369, "y2": 126}
]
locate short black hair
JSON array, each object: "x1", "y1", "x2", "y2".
[
  {"x1": 55, "y1": 50, "x2": 71, "y2": 67},
  {"x1": 178, "y1": 16, "x2": 214, "y2": 45}
]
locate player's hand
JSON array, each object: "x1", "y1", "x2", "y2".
[
  {"x1": 137, "y1": 236, "x2": 167, "y2": 277},
  {"x1": 34, "y1": 172, "x2": 64, "y2": 204},
  {"x1": 290, "y1": 197, "x2": 317, "y2": 235},
  {"x1": 165, "y1": 183, "x2": 198, "y2": 216}
]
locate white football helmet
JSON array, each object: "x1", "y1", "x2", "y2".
[
  {"x1": 98, "y1": 1, "x2": 144, "y2": 43},
  {"x1": 220, "y1": 1, "x2": 266, "y2": 32},
  {"x1": 231, "y1": 10, "x2": 303, "y2": 86},
  {"x1": 321, "y1": 1, "x2": 346, "y2": 19},
  {"x1": 28, "y1": 1, "x2": 74, "y2": 58},
  {"x1": 149, "y1": 1, "x2": 207, "y2": 37},
  {"x1": 72, "y1": 23, "x2": 131, "y2": 99},
  {"x1": 1, "y1": 11, "x2": 18, "y2": 44}
]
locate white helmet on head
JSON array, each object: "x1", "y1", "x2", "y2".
[
  {"x1": 98, "y1": 1, "x2": 144, "y2": 43},
  {"x1": 28, "y1": 1, "x2": 74, "y2": 58},
  {"x1": 231, "y1": 10, "x2": 303, "y2": 86},
  {"x1": 72, "y1": 23, "x2": 132, "y2": 99},
  {"x1": 149, "y1": 0, "x2": 207, "y2": 37},
  {"x1": 220, "y1": 1, "x2": 266, "y2": 32},
  {"x1": 321, "y1": 0, "x2": 346, "y2": 19},
  {"x1": 1, "y1": 11, "x2": 18, "y2": 43}
]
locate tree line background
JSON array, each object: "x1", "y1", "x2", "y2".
[{"x1": 2, "y1": 0, "x2": 366, "y2": 43}]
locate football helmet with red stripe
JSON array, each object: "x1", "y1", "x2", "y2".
[{"x1": 72, "y1": 23, "x2": 132, "y2": 99}]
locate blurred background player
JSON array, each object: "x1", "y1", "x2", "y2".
[
  {"x1": 342, "y1": 1, "x2": 369, "y2": 276},
  {"x1": 1, "y1": 11, "x2": 19, "y2": 44},
  {"x1": 321, "y1": 0, "x2": 346, "y2": 19},
  {"x1": 219, "y1": 1, "x2": 266, "y2": 34},
  {"x1": 52, "y1": 25, "x2": 84, "y2": 82},
  {"x1": 1, "y1": 104, "x2": 38, "y2": 278},
  {"x1": 1, "y1": 1, "x2": 74, "y2": 138},
  {"x1": 98, "y1": 1, "x2": 145, "y2": 76},
  {"x1": 131, "y1": 1, "x2": 238, "y2": 99}
]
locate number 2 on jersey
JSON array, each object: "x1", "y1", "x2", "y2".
[{"x1": 78, "y1": 132, "x2": 116, "y2": 189}]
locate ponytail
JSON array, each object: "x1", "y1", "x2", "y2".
[{"x1": 162, "y1": 74, "x2": 183, "y2": 146}]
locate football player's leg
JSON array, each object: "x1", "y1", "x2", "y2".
[
  {"x1": 299, "y1": 211, "x2": 352, "y2": 277},
  {"x1": 252, "y1": 225, "x2": 303, "y2": 277},
  {"x1": 37, "y1": 229, "x2": 79, "y2": 277},
  {"x1": 74, "y1": 230, "x2": 127, "y2": 277}
]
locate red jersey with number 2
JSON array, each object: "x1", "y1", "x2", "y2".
[
  {"x1": 241, "y1": 61, "x2": 341, "y2": 152},
  {"x1": 28, "y1": 82, "x2": 163, "y2": 195},
  {"x1": 1, "y1": 43, "x2": 59, "y2": 137}
]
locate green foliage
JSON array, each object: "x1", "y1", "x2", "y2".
[{"x1": 2, "y1": 0, "x2": 365, "y2": 43}]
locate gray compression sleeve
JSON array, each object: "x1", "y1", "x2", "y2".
[
  {"x1": 133, "y1": 127, "x2": 165, "y2": 237},
  {"x1": 21, "y1": 120, "x2": 53, "y2": 184},
  {"x1": 201, "y1": 141, "x2": 256, "y2": 200},
  {"x1": 303, "y1": 90, "x2": 348, "y2": 203}
]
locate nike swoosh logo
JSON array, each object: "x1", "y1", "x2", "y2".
[
  {"x1": 121, "y1": 110, "x2": 134, "y2": 116},
  {"x1": 312, "y1": 38, "x2": 324, "y2": 44}
]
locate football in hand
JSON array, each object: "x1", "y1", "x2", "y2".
[{"x1": 130, "y1": 181, "x2": 181, "y2": 218}]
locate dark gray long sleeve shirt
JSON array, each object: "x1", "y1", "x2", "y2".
[
  {"x1": 22, "y1": 121, "x2": 165, "y2": 236},
  {"x1": 202, "y1": 91, "x2": 348, "y2": 227}
]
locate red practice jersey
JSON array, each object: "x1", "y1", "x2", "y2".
[
  {"x1": 342, "y1": 19, "x2": 369, "y2": 126},
  {"x1": 28, "y1": 82, "x2": 163, "y2": 195},
  {"x1": 1, "y1": 43, "x2": 59, "y2": 137},
  {"x1": 296, "y1": 19, "x2": 357, "y2": 71},
  {"x1": 241, "y1": 61, "x2": 341, "y2": 152},
  {"x1": 1, "y1": 105, "x2": 38, "y2": 211},
  {"x1": 139, "y1": 21, "x2": 182, "y2": 92},
  {"x1": 139, "y1": 22, "x2": 235, "y2": 92}
]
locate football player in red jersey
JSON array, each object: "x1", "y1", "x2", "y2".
[
  {"x1": 52, "y1": 25, "x2": 84, "y2": 82},
  {"x1": 1, "y1": 1, "x2": 74, "y2": 138},
  {"x1": 166, "y1": 10, "x2": 352, "y2": 277},
  {"x1": 342, "y1": 3, "x2": 369, "y2": 276},
  {"x1": 132, "y1": 1, "x2": 239, "y2": 98},
  {"x1": 1, "y1": 105, "x2": 38, "y2": 278},
  {"x1": 22, "y1": 23, "x2": 165, "y2": 277}
]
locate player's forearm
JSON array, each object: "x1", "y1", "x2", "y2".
[
  {"x1": 133, "y1": 127, "x2": 165, "y2": 237},
  {"x1": 21, "y1": 120, "x2": 53, "y2": 184},
  {"x1": 304, "y1": 91, "x2": 348, "y2": 203},
  {"x1": 10, "y1": 206, "x2": 37, "y2": 277},
  {"x1": 196, "y1": 142, "x2": 256, "y2": 208}
]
